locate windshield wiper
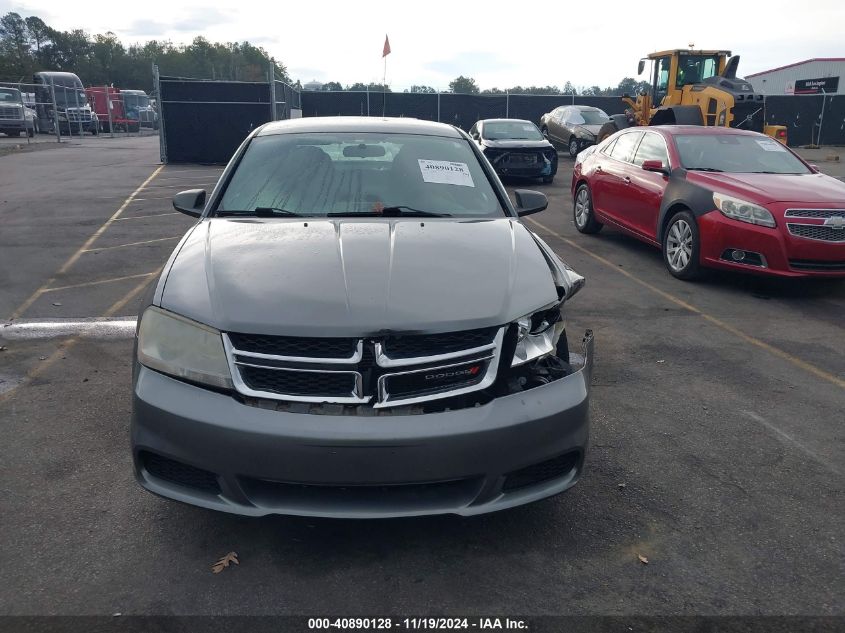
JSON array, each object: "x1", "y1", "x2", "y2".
[
  {"x1": 217, "y1": 207, "x2": 304, "y2": 217},
  {"x1": 686, "y1": 167, "x2": 725, "y2": 172},
  {"x1": 327, "y1": 206, "x2": 451, "y2": 218}
]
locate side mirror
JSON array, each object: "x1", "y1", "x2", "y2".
[
  {"x1": 514, "y1": 189, "x2": 548, "y2": 217},
  {"x1": 173, "y1": 189, "x2": 206, "y2": 218},
  {"x1": 641, "y1": 160, "x2": 669, "y2": 175},
  {"x1": 637, "y1": 59, "x2": 645, "y2": 75}
]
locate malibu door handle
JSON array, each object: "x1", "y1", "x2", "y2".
[
  {"x1": 596, "y1": 165, "x2": 603, "y2": 172},
  {"x1": 623, "y1": 176, "x2": 631, "y2": 184}
]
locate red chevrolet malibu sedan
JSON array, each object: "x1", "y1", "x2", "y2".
[{"x1": 571, "y1": 126, "x2": 845, "y2": 279}]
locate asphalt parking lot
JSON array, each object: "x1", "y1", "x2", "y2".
[{"x1": 0, "y1": 136, "x2": 843, "y2": 618}]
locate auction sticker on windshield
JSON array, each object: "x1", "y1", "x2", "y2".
[
  {"x1": 418, "y1": 160, "x2": 475, "y2": 187},
  {"x1": 756, "y1": 138, "x2": 786, "y2": 152}
]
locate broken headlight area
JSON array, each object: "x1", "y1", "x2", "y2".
[{"x1": 512, "y1": 305, "x2": 565, "y2": 367}]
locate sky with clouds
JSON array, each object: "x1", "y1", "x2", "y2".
[{"x1": 2, "y1": 0, "x2": 843, "y2": 90}]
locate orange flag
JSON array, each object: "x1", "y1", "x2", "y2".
[{"x1": 382, "y1": 35, "x2": 391, "y2": 57}]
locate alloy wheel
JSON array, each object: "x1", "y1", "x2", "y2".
[
  {"x1": 574, "y1": 188, "x2": 590, "y2": 228},
  {"x1": 666, "y1": 219, "x2": 693, "y2": 272}
]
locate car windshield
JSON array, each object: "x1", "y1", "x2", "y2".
[
  {"x1": 217, "y1": 132, "x2": 505, "y2": 217},
  {"x1": 674, "y1": 134, "x2": 810, "y2": 174},
  {"x1": 570, "y1": 109, "x2": 610, "y2": 125},
  {"x1": 481, "y1": 121, "x2": 543, "y2": 141},
  {"x1": 0, "y1": 88, "x2": 21, "y2": 102}
]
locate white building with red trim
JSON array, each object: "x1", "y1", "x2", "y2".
[{"x1": 746, "y1": 58, "x2": 844, "y2": 95}]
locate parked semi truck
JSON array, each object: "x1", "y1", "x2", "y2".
[
  {"x1": 121, "y1": 89, "x2": 158, "y2": 129},
  {"x1": 86, "y1": 86, "x2": 139, "y2": 132},
  {"x1": 33, "y1": 71, "x2": 99, "y2": 135}
]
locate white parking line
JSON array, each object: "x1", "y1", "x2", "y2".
[
  {"x1": 115, "y1": 212, "x2": 180, "y2": 221},
  {"x1": 741, "y1": 411, "x2": 842, "y2": 477},
  {"x1": 1, "y1": 317, "x2": 137, "y2": 340},
  {"x1": 43, "y1": 272, "x2": 159, "y2": 292},
  {"x1": 82, "y1": 236, "x2": 181, "y2": 253}
]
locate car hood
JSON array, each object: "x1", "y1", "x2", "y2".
[
  {"x1": 482, "y1": 139, "x2": 553, "y2": 150},
  {"x1": 687, "y1": 171, "x2": 845, "y2": 205},
  {"x1": 573, "y1": 124, "x2": 602, "y2": 137},
  {"x1": 160, "y1": 218, "x2": 560, "y2": 337}
]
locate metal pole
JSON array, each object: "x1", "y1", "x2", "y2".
[
  {"x1": 366, "y1": 85, "x2": 370, "y2": 117},
  {"x1": 49, "y1": 79, "x2": 61, "y2": 143},
  {"x1": 74, "y1": 86, "x2": 83, "y2": 138},
  {"x1": 153, "y1": 65, "x2": 167, "y2": 164},
  {"x1": 106, "y1": 86, "x2": 115, "y2": 138},
  {"x1": 817, "y1": 88, "x2": 827, "y2": 146},
  {"x1": 437, "y1": 92, "x2": 441, "y2": 122},
  {"x1": 18, "y1": 85, "x2": 30, "y2": 145},
  {"x1": 269, "y1": 63, "x2": 277, "y2": 121},
  {"x1": 506, "y1": 90, "x2": 509, "y2": 118}
]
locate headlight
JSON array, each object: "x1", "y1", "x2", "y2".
[
  {"x1": 712, "y1": 192, "x2": 776, "y2": 228},
  {"x1": 137, "y1": 306, "x2": 233, "y2": 388},
  {"x1": 512, "y1": 307, "x2": 565, "y2": 367}
]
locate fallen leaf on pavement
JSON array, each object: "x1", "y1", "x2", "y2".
[
  {"x1": 638, "y1": 554, "x2": 649, "y2": 564},
  {"x1": 211, "y1": 551, "x2": 239, "y2": 574}
]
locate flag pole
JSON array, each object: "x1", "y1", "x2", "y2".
[{"x1": 382, "y1": 51, "x2": 387, "y2": 117}]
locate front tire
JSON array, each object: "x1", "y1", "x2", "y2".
[
  {"x1": 573, "y1": 183, "x2": 603, "y2": 234},
  {"x1": 662, "y1": 211, "x2": 703, "y2": 280},
  {"x1": 568, "y1": 137, "x2": 580, "y2": 158}
]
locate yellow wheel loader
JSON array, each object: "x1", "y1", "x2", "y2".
[{"x1": 598, "y1": 49, "x2": 788, "y2": 144}]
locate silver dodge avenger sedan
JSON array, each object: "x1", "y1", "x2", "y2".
[{"x1": 132, "y1": 117, "x2": 593, "y2": 518}]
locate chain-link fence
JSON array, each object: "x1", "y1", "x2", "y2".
[{"x1": 0, "y1": 78, "x2": 159, "y2": 145}]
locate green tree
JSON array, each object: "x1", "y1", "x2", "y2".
[
  {"x1": 448, "y1": 75, "x2": 479, "y2": 94},
  {"x1": 409, "y1": 84, "x2": 436, "y2": 93},
  {"x1": 322, "y1": 81, "x2": 343, "y2": 91},
  {"x1": 0, "y1": 12, "x2": 31, "y2": 77}
]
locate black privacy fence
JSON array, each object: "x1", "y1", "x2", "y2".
[
  {"x1": 301, "y1": 91, "x2": 845, "y2": 147},
  {"x1": 158, "y1": 80, "x2": 843, "y2": 164},
  {"x1": 158, "y1": 76, "x2": 301, "y2": 163}
]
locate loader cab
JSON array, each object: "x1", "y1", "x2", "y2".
[{"x1": 646, "y1": 50, "x2": 729, "y2": 106}]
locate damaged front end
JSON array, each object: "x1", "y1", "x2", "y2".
[{"x1": 485, "y1": 147, "x2": 558, "y2": 177}]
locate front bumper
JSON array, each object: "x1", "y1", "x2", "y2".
[
  {"x1": 0, "y1": 120, "x2": 26, "y2": 131},
  {"x1": 698, "y1": 210, "x2": 845, "y2": 277},
  {"x1": 131, "y1": 333, "x2": 593, "y2": 518}
]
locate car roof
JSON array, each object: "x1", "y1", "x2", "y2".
[
  {"x1": 258, "y1": 116, "x2": 463, "y2": 138},
  {"x1": 571, "y1": 105, "x2": 603, "y2": 111},
  {"x1": 479, "y1": 118, "x2": 534, "y2": 125},
  {"x1": 647, "y1": 125, "x2": 766, "y2": 138}
]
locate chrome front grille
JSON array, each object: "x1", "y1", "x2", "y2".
[
  {"x1": 784, "y1": 208, "x2": 845, "y2": 219},
  {"x1": 223, "y1": 328, "x2": 504, "y2": 408},
  {"x1": 787, "y1": 223, "x2": 845, "y2": 242},
  {"x1": 0, "y1": 106, "x2": 22, "y2": 120},
  {"x1": 65, "y1": 108, "x2": 92, "y2": 122}
]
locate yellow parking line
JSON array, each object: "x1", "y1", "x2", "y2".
[
  {"x1": 115, "y1": 212, "x2": 180, "y2": 221},
  {"x1": 82, "y1": 236, "x2": 181, "y2": 253},
  {"x1": 528, "y1": 217, "x2": 845, "y2": 390},
  {"x1": 8, "y1": 165, "x2": 163, "y2": 320},
  {"x1": 0, "y1": 269, "x2": 161, "y2": 404},
  {"x1": 43, "y1": 272, "x2": 158, "y2": 293}
]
